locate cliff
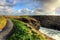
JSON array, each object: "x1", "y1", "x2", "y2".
[{"x1": 31, "y1": 16, "x2": 60, "y2": 30}]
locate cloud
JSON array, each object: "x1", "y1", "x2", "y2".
[
  {"x1": 0, "y1": 7, "x2": 57, "y2": 15},
  {"x1": 0, "y1": 0, "x2": 60, "y2": 15},
  {"x1": 34, "y1": 0, "x2": 60, "y2": 12},
  {"x1": 0, "y1": 0, "x2": 17, "y2": 15},
  {"x1": 0, "y1": 6, "x2": 17, "y2": 15},
  {"x1": 55, "y1": 7, "x2": 60, "y2": 14},
  {"x1": 32, "y1": 8, "x2": 56, "y2": 15},
  {"x1": 0, "y1": 0, "x2": 5, "y2": 6},
  {"x1": 0, "y1": 0, "x2": 16, "y2": 6},
  {"x1": 18, "y1": 8, "x2": 56, "y2": 15},
  {"x1": 17, "y1": 0, "x2": 40, "y2": 8},
  {"x1": 33, "y1": 0, "x2": 60, "y2": 15},
  {"x1": 18, "y1": 8, "x2": 32, "y2": 15}
]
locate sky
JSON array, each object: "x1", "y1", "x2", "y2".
[
  {"x1": 12, "y1": 0, "x2": 42, "y2": 10},
  {"x1": 0, "y1": 0, "x2": 60, "y2": 15}
]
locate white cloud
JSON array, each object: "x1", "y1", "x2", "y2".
[
  {"x1": 18, "y1": 8, "x2": 32, "y2": 15},
  {"x1": 0, "y1": 6, "x2": 17, "y2": 15},
  {"x1": 0, "y1": 7, "x2": 57, "y2": 15}
]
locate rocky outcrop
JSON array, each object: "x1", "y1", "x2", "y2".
[{"x1": 31, "y1": 16, "x2": 60, "y2": 30}]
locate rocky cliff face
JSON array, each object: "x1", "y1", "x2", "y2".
[{"x1": 31, "y1": 16, "x2": 60, "y2": 30}]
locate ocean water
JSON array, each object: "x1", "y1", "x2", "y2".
[{"x1": 39, "y1": 27, "x2": 60, "y2": 40}]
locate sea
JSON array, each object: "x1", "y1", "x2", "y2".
[{"x1": 40, "y1": 27, "x2": 60, "y2": 40}]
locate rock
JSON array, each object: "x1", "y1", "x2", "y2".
[
  {"x1": 31, "y1": 16, "x2": 60, "y2": 30},
  {"x1": 0, "y1": 19, "x2": 13, "y2": 40}
]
